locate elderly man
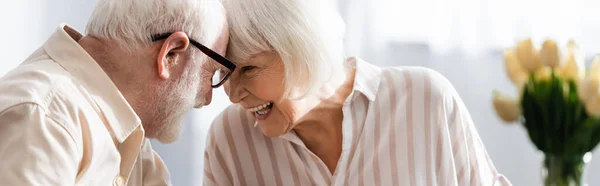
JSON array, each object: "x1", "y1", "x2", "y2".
[{"x1": 0, "y1": 0, "x2": 234, "y2": 185}]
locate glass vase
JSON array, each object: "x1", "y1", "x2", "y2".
[{"x1": 542, "y1": 152, "x2": 592, "y2": 186}]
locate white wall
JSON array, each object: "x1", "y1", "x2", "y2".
[
  {"x1": 1, "y1": 1, "x2": 45, "y2": 76},
  {"x1": 0, "y1": 0, "x2": 95, "y2": 76}
]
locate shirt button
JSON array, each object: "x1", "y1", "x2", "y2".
[{"x1": 113, "y1": 175, "x2": 125, "y2": 186}]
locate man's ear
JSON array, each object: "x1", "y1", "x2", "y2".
[{"x1": 156, "y1": 32, "x2": 190, "y2": 79}]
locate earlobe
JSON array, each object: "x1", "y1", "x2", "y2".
[
  {"x1": 157, "y1": 44, "x2": 171, "y2": 80},
  {"x1": 158, "y1": 59, "x2": 170, "y2": 79}
]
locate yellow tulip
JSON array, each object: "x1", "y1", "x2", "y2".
[
  {"x1": 559, "y1": 40, "x2": 585, "y2": 81},
  {"x1": 540, "y1": 40, "x2": 562, "y2": 68},
  {"x1": 578, "y1": 77, "x2": 599, "y2": 103},
  {"x1": 504, "y1": 49, "x2": 529, "y2": 88},
  {"x1": 585, "y1": 94, "x2": 600, "y2": 117},
  {"x1": 492, "y1": 92, "x2": 521, "y2": 123},
  {"x1": 516, "y1": 38, "x2": 542, "y2": 73},
  {"x1": 579, "y1": 56, "x2": 600, "y2": 105},
  {"x1": 589, "y1": 56, "x2": 600, "y2": 78},
  {"x1": 566, "y1": 39, "x2": 579, "y2": 50},
  {"x1": 534, "y1": 67, "x2": 552, "y2": 81}
]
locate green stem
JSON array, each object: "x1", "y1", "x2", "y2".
[{"x1": 543, "y1": 153, "x2": 587, "y2": 186}]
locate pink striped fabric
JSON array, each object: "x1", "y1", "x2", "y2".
[{"x1": 204, "y1": 57, "x2": 512, "y2": 186}]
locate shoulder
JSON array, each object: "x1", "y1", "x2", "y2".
[
  {"x1": 0, "y1": 55, "x2": 75, "y2": 112},
  {"x1": 0, "y1": 53, "x2": 88, "y2": 139},
  {"x1": 377, "y1": 66, "x2": 471, "y2": 132},
  {"x1": 379, "y1": 66, "x2": 458, "y2": 102}
]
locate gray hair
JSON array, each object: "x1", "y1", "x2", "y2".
[
  {"x1": 223, "y1": 0, "x2": 346, "y2": 99},
  {"x1": 86, "y1": 0, "x2": 226, "y2": 52}
]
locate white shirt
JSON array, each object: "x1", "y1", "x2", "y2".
[
  {"x1": 203, "y1": 57, "x2": 512, "y2": 186},
  {"x1": 0, "y1": 24, "x2": 171, "y2": 186}
]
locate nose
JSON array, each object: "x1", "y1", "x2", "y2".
[
  {"x1": 195, "y1": 81, "x2": 213, "y2": 108},
  {"x1": 224, "y1": 77, "x2": 249, "y2": 103}
]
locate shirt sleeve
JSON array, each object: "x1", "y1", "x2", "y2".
[
  {"x1": 436, "y1": 75, "x2": 513, "y2": 186},
  {"x1": 0, "y1": 103, "x2": 80, "y2": 185}
]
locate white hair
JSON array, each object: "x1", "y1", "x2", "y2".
[
  {"x1": 223, "y1": 0, "x2": 346, "y2": 99},
  {"x1": 86, "y1": 0, "x2": 226, "y2": 52}
]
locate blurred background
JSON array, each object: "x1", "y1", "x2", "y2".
[{"x1": 2, "y1": 0, "x2": 600, "y2": 185}]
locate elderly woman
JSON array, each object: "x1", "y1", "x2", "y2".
[{"x1": 203, "y1": 0, "x2": 511, "y2": 185}]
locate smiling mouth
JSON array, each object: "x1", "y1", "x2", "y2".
[{"x1": 248, "y1": 102, "x2": 273, "y2": 119}]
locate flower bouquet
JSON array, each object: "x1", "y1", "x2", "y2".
[{"x1": 492, "y1": 39, "x2": 600, "y2": 186}]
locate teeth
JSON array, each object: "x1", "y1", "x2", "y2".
[
  {"x1": 248, "y1": 102, "x2": 271, "y2": 112},
  {"x1": 257, "y1": 109, "x2": 269, "y2": 115}
]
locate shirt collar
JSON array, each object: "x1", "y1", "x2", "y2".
[
  {"x1": 280, "y1": 130, "x2": 306, "y2": 147},
  {"x1": 278, "y1": 57, "x2": 382, "y2": 146},
  {"x1": 43, "y1": 24, "x2": 142, "y2": 143},
  {"x1": 345, "y1": 57, "x2": 382, "y2": 102}
]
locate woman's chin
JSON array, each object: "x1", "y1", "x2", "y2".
[
  {"x1": 259, "y1": 126, "x2": 286, "y2": 137},
  {"x1": 260, "y1": 129, "x2": 284, "y2": 137},
  {"x1": 257, "y1": 120, "x2": 290, "y2": 137}
]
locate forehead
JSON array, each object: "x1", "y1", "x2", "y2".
[{"x1": 236, "y1": 51, "x2": 279, "y2": 65}]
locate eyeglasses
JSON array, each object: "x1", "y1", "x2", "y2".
[{"x1": 151, "y1": 33, "x2": 236, "y2": 88}]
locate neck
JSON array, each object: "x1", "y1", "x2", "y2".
[
  {"x1": 293, "y1": 67, "x2": 356, "y2": 172},
  {"x1": 78, "y1": 36, "x2": 123, "y2": 81},
  {"x1": 78, "y1": 35, "x2": 149, "y2": 122},
  {"x1": 294, "y1": 69, "x2": 351, "y2": 136}
]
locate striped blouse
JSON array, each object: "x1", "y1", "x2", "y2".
[{"x1": 203, "y1": 57, "x2": 512, "y2": 186}]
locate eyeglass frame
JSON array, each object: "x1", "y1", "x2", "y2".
[{"x1": 150, "y1": 32, "x2": 236, "y2": 88}]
